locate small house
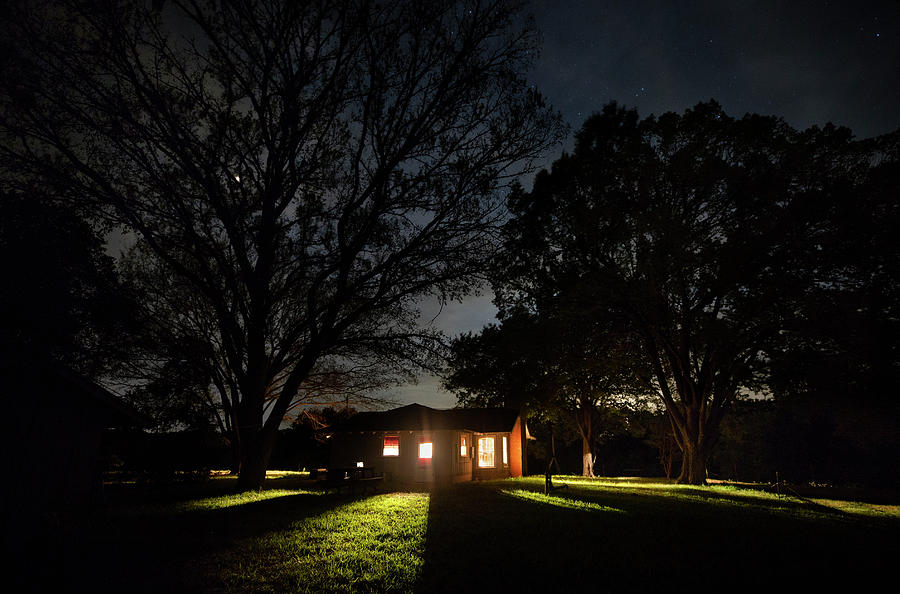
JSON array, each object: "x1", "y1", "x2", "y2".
[{"x1": 326, "y1": 403, "x2": 528, "y2": 483}]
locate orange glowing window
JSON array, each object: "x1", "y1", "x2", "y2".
[
  {"x1": 503, "y1": 436, "x2": 508, "y2": 465},
  {"x1": 418, "y1": 440, "x2": 433, "y2": 459},
  {"x1": 478, "y1": 437, "x2": 494, "y2": 468},
  {"x1": 460, "y1": 435, "x2": 468, "y2": 457},
  {"x1": 383, "y1": 436, "x2": 399, "y2": 457}
]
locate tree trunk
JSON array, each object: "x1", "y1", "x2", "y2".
[
  {"x1": 659, "y1": 433, "x2": 675, "y2": 479},
  {"x1": 576, "y1": 405, "x2": 595, "y2": 477},
  {"x1": 236, "y1": 429, "x2": 276, "y2": 491},
  {"x1": 581, "y1": 436, "x2": 595, "y2": 478},
  {"x1": 232, "y1": 353, "x2": 317, "y2": 491},
  {"x1": 676, "y1": 441, "x2": 708, "y2": 485},
  {"x1": 228, "y1": 432, "x2": 241, "y2": 476},
  {"x1": 664, "y1": 396, "x2": 719, "y2": 485},
  {"x1": 233, "y1": 392, "x2": 277, "y2": 491}
]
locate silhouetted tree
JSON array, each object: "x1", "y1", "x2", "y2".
[
  {"x1": 0, "y1": 0, "x2": 563, "y2": 489},
  {"x1": 445, "y1": 310, "x2": 642, "y2": 476},
  {"x1": 496, "y1": 101, "x2": 896, "y2": 484},
  {"x1": 0, "y1": 190, "x2": 136, "y2": 378},
  {"x1": 119, "y1": 240, "x2": 400, "y2": 473},
  {"x1": 270, "y1": 406, "x2": 357, "y2": 471},
  {"x1": 766, "y1": 128, "x2": 900, "y2": 433}
]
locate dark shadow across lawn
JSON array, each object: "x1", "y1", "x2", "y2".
[
  {"x1": 416, "y1": 478, "x2": 897, "y2": 593},
  {"x1": 13, "y1": 487, "x2": 370, "y2": 594}
]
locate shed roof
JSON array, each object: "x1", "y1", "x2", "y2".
[
  {"x1": 328, "y1": 403, "x2": 520, "y2": 433},
  {"x1": 49, "y1": 364, "x2": 152, "y2": 428}
]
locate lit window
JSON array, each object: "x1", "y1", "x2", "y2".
[
  {"x1": 503, "y1": 436, "x2": 508, "y2": 465},
  {"x1": 383, "y1": 436, "x2": 399, "y2": 457},
  {"x1": 460, "y1": 435, "x2": 468, "y2": 457},
  {"x1": 478, "y1": 437, "x2": 494, "y2": 468},
  {"x1": 356, "y1": 461, "x2": 364, "y2": 468},
  {"x1": 419, "y1": 440, "x2": 433, "y2": 459}
]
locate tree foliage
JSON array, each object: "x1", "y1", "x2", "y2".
[
  {"x1": 495, "y1": 101, "x2": 897, "y2": 484},
  {"x1": 0, "y1": 0, "x2": 564, "y2": 489},
  {"x1": 445, "y1": 309, "x2": 644, "y2": 476},
  {"x1": 119, "y1": 239, "x2": 400, "y2": 472},
  {"x1": 0, "y1": 190, "x2": 136, "y2": 378},
  {"x1": 766, "y1": 128, "x2": 900, "y2": 405}
]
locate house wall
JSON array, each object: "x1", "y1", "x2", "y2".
[
  {"x1": 471, "y1": 418, "x2": 527, "y2": 480},
  {"x1": 329, "y1": 431, "x2": 382, "y2": 470},
  {"x1": 330, "y1": 430, "x2": 475, "y2": 484},
  {"x1": 509, "y1": 416, "x2": 526, "y2": 477},
  {"x1": 472, "y1": 433, "x2": 511, "y2": 480},
  {"x1": 328, "y1": 415, "x2": 528, "y2": 483}
]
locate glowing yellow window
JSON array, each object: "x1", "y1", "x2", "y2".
[
  {"x1": 503, "y1": 436, "x2": 508, "y2": 465},
  {"x1": 478, "y1": 437, "x2": 494, "y2": 468},
  {"x1": 460, "y1": 435, "x2": 468, "y2": 457},
  {"x1": 383, "y1": 436, "x2": 399, "y2": 457},
  {"x1": 418, "y1": 440, "x2": 433, "y2": 459}
]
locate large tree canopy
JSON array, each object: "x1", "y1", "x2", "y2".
[
  {"x1": 445, "y1": 310, "x2": 641, "y2": 477},
  {"x1": 496, "y1": 101, "x2": 897, "y2": 484},
  {"x1": 118, "y1": 238, "x2": 402, "y2": 474},
  {"x1": 0, "y1": 0, "x2": 563, "y2": 489}
]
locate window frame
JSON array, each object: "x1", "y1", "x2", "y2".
[
  {"x1": 477, "y1": 436, "x2": 495, "y2": 468},
  {"x1": 418, "y1": 437, "x2": 433, "y2": 462},
  {"x1": 382, "y1": 435, "x2": 400, "y2": 457}
]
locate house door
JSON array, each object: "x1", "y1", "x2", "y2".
[
  {"x1": 458, "y1": 432, "x2": 473, "y2": 480},
  {"x1": 414, "y1": 433, "x2": 434, "y2": 482}
]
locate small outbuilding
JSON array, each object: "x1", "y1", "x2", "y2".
[
  {"x1": 2, "y1": 360, "x2": 149, "y2": 515},
  {"x1": 326, "y1": 403, "x2": 528, "y2": 484}
]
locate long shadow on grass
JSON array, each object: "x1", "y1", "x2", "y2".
[
  {"x1": 555, "y1": 477, "x2": 900, "y2": 523},
  {"x1": 59, "y1": 490, "x2": 372, "y2": 594},
  {"x1": 416, "y1": 479, "x2": 896, "y2": 593},
  {"x1": 101, "y1": 475, "x2": 319, "y2": 508}
]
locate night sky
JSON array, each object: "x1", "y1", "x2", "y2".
[
  {"x1": 405, "y1": 0, "x2": 900, "y2": 409},
  {"x1": 530, "y1": 0, "x2": 900, "y2": 142}
]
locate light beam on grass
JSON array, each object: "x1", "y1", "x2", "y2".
[
  {"x1": 175, "y1": 489, "x2": 321, "y2": 512},
  {"x1": 500, "y1": 489, "x2": 626, "y2": 513},
  {"x1": 553, "y1": 476, "x2": 787, "y2": 501},
  {"x1": 219, "y1": 492, "x2": 430, "y2": 592}
]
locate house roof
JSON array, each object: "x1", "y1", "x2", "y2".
[{"x1": 328, "y1": 403, "x2": 520, "y2": 434}]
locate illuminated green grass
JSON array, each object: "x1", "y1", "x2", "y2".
[
  {"x1": 173, "y1": 488, "x2": 319, "y2": 512},
  {"x1": 418, "y1": 476, "x2": 898, "y2": 591},
  {"x1": 500, "y1": 488, "x2": 626, "y2": 513},
  {"x1": 538, "y1": 476, "x2": 898, "y2": 518},
  {"x1": 214, "y1": 493, "x2": 429, "y2": 593},
  {"x1": 53, "y1": 475, "x2": 897, "y2": 592}
]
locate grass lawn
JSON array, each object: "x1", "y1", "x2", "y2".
[{"x1": 15, "y1": 474, "x2": 898, "y2": 592}]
